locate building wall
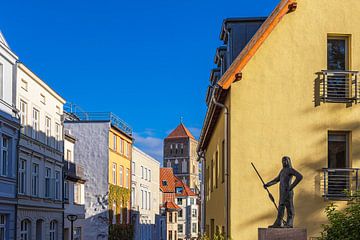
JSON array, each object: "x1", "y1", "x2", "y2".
[
  {"x1": 64, "y1": 121, "x2": 110, "y2": 240},
  {"x1": 108, "y1": 127, "x2": 132, "y2": 224},
  {"x1": 205, "y1": 0, "x2": 360, "y2": 239},
  {"x1": 132, "y1": 147, "x2": 160, "y2": 240},
  {"x1": 0, "y1": 35, "x2": 19, "y2": 240},
  {"x1": 176, "y1": 196, "x2": 199, "y2": 240},
  {"x1": 16, "y1": 63, "x2": 65, "y2": 240}
]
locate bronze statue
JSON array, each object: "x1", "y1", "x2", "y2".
[{"x1": 264, "y1": 156, "x2": 303, "y2": 228}]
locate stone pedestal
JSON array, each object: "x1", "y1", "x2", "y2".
[{"x1": 258, "y1": 228, "x2": 307, "y2": 240}]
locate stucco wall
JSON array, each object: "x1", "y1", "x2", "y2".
[{"x1": 65, "y1": 121, "x2": 110, "y2": 240}]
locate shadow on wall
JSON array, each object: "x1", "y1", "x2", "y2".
[{"x1": 131, "y1": 210, "x2": 161, "y2": 240}]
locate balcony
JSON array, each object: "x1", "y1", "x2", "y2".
[
  {"x1": 64, "y1": 161, "x2": 85, "y2": 182},
  {"x1": 321, "y1": 168, "x2": 359, "y2": 200},
  {"x1": 319, "y1": 70, "x2": 359, "y2": 103}
]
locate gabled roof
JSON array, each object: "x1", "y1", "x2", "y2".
[
  {"x1": 166, "y1": 123, "x2": 195, "y2": 140},
  {"x1": 160, "y1": 168, "x2": 176, "y2": 193},
  {"x1": 0, "y1": 31, "x2": 9, "y2": 48},
  {"x1": 163, "y1": 201, "x2": 181, "y2": 210},
  {"x1": 218, "y1": 0, "x2": 297, "y2": 89},
  {"x1": 175, "y1": 176, "x2": 196, "y2": 197}
]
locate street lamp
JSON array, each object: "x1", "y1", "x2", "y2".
[{"x1": 67, "y1": 214, "x2": 78, "y2": 240}]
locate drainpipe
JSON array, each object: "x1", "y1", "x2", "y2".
[
  {"x1": 196, "y1": 150, "x2": 206, "y2": 236},
  {"x1": 211, "y1": 86, "x2": 229, "y2": 240}
]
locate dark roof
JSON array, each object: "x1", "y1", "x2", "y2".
[{"x1": 220, "y1": 17, "x2": 268, "y2": 41}]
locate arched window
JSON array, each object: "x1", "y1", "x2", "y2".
[
  {"x1": 49, "y1": 220, "x2": 57, "y2": 240},
  {"x1": 20, "y1": 219, "x2": 31, "y2": 240}
]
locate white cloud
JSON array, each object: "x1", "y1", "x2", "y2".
[{"x1": 133, "y1": 132, "x2": 163, "y2": 162}]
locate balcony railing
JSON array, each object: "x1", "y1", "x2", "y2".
[
  {"x1": 320, "y1": 70, "x2": 359, "y2": 103},
  {"x1": 64, "y1": 161, "x2": 85, "y2": 181},
  {"x1": 321, "y1": 168, "x2": 360, "y2": 200}
]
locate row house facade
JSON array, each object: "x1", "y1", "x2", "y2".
[
  {"x1": 64, "y1": 109, "x2": 133, "y2": 239},
  {"x1": 63, "y1": 125, "x2": 86, "y2": 240},
  {"x1": 0, "y1": 32, "x2": 20, "y2": 240},
  {"x1": 199, "y1": 0, "x2": 360, "y2": 239},
  {"x1": 17, "y1": 63, "x2": 65, "y2": 240},
  {"x1": 131, "y1": 147, "x2": 160, "y2": 240}
]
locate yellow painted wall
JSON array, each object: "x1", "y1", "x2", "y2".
[
  {"x1": 108, "y1": 127, "x2": 132, "y2": 219},
  {"x1": 205, "y1": 0, "x2": 360, "y2": 239}
]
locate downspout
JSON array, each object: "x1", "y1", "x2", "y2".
[
  {"x1": 196, "y1": 150, "x2": 206, "y2": 236},
  {"x1": 211, "y1": 86, "x2": 230, "y2": 240}
]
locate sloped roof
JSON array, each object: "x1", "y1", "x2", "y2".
[
  {"x1": 163, "y1": 201, "x2": 181, "y2": 210},
  {"x1": 166, "y1": 123, "x2": 195, "y2": 140},
  {"x1": 175, "y1": 176, "x2": 196, "y2": 197},
  {"x1": 160, "y1": 168, "x2": 176, "y2": 193},
  {"x1": 0, "y1": 31, "x2": 9, "y2": 48}
]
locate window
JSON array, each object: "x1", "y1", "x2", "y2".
[
  {"x1": 55, "y1": 171, "x2": 60, "y2": 200},
  {"x1": 31, "y1": 163, "x2": 39, "y2": 196},
  {"x1": 49, "y1": 220, "x2": 57, "y2": 240},
  {"x1": 132, "y1": 161, "x2": 135, "y2": 175},
  {"x1": 64, "y1": 181, "x2": 69, "y2": 201},
  {"x1": 113, "y1": 134, "x2": 117, "y2": 151},
  {"x1": 45, "y1": 117, "x2": 51, "y2": 145},
  {"x1": 222, "y1": 140, "x2": 225, "y2": 183},
  {"x1": 162, "y1": 180, "x2": 167, "y2": 186},
  {"x1": 192, "y1": 208, "x2": 197, "y2": 218},
  {"x1": 20, "y1": 100, "x2": 27, "y2": 132},
  {"x1": 32, "y1": 108, "x2": 39, "y2": 140},
  {"x1": 176, "y1": 187, "x2": 183, "y2": 194},
  {"x1": 190, "y1": 198, "x2": 194, "y2": 205},
  {"x1": 119, "y1": 202, "x2": 123, "y2": 224},
  {"x1": 0, "y1": 63, "x2": 2, "y2": 99},
  {"x1": 20, "y1": 219, "x2": 31, "y2": 240},
  {"x1": 170, "y1": 144, "x2": 173, "y2": 154},
  {"x1": 20, "y1": 79, "x2": 28, "y2": 91},
  {"x1": 125, "y1": 168, "x2": 129, "y2": 188},
  {"x1": 74, "y1": 183, "x2": 83, "y2": 204},
  {"x1": 124, "y1": 141, "x2": 128, "y2": 157},
  {"x1": 144, "y1": 167, "x2": 148, "y2": 180},
  {"x1": 215, "y1": 151, "x2": 219, "y2": 188},
  {"x1": 141, "y1": 190, "x2": 144, "y2": 209},
  {"x1": 168, "y1": 230, "x2": 172, "y2": 240},
  {"x1": 112, "y1": 163, "x2": 117, "y2": 184},
  {"x1": 148, "y1": 192, "x2": 151, "y2": 210},
  {"x1": 141, "y1": 166, "x2": 144, "y2": 179},
  {"x1": 327, "y1": 36, "x2": 350, "y2": 99},
  {"x1": 211, "y1": 159, "x2": 214, "y2": 192},
  {"x1": 119, "y1": 165, "x2": 123, "y2": 186},
  {"x1": 74, "y1": 227, "x2": 82, "y2": 240},
  {"x1": 131, "y1": 186, "x2": 135, "y2": 207},
  {"x1": 180, "y1": 144, "x2": 184, "y2": 154},
  {"x1": 192, "y1": 223, "x2": 197, "y2": 233},
  {"x1": 1, "y1": 136, "x2": 9, "y2": 176},
  {"x1": 45, "y1": 168, "x2": 51, "y2": 198},
  {"x1": 40, "y1": 94, "x2": 46, "y2": 105},
  {"x1": 56, "y1": 105, "x2": 61, "y2": 115},
  {"x1": 19, "y1": 159, "x2": 27, "y2": 194},
  {"x1": 145, "y1": 190, "x2": 148, "y2": 209},
  {"x1": 178, "y1": 209, "x2": 183, "y2": 218},
  {"x1": 112, "y1": 202, "x2": 116, "y2": 224},
  {"x1": 0, "y1": 215, "x2": 6, "y2": 240},
  {"x1": 55, "y1": 123, "x2": 60, "y2": 150},
  {"x1": 178, "y1": 224, "x2": 183, "y2": 233},
  {"x1": 168, "y1": 212, "x2": 173, "y2": 223},
  {"x1": 148, "y1": 169, "x2": 151, "y2": 182},
  {"x1": 66, "y1": 150, "x2": 71, "y2": 162},
  {"x1": 173, "y1": 163, "x2": 179, "y2": 174}
]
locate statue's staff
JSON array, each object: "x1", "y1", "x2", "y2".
[{"x1": 251, "y1": 162, "x2": 287, "y2": 225}]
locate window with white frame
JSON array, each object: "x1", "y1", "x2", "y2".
[
  {"x1": 145, "y1": 190, "x2": 148, "y2": 210},
  {"x1": 19, "y1": 159, "x2": 26, "y2": 194},
  {"x1": 131, "y1": 186, "x2": 135, "y2": 208},
  {"x1": 74, "y1": 183, "x2": 83, "y2": 204},
  {"x1": 141, "y1": 190, "x2": 144, "y2": 209},
  {"x1": 40, "y1": 94, "x2": 46, "y2": 105},
  {"x1": 178, "y1": 224, "x2": 183, "y2": 233},
  {"x1": 192, "y1": 222, "x2": 197, "y2": 233},
  {"x1": 119, "y1": 202, "x2": 123, "y2": 224},
  {"x1": 45, "y1": 167, "x2": 51, "y2": 198},
  {"x1": 20, "y1": 79, "x2": 28, "y2": 91},
  {"x1": 31, "y1": 163, "x2": 39, "y2": 196},
  {"x1": 112, "y1": 163, "x2": 117, "y2": 184},
  {"x1": 119, "y1": 166, "x2": 124, "y2": 186},
  {"x1": 66, "y1": 150, "x2": 71, "y2": 162},
  {"x1": 45, "y1": 117, "x2": 51, "y2": 145},
  {"x1": 113, "y1": 134, "x2": 117, "y2": 151},
  {"x1": 19, "y1": 100, "x2": 27, "y2": 132},
  {"x1": 148, "y1": 169, "x2": 151, "y2": 182},
  {"x1": 125, "y1": 168, "x2": 129, "y2": 188},
  {"x1": 49, "y1": 220, "x2": 57, "y2": 240},
  {"x1": 32, "y1": 108, "x2": 39, "y2": 140},
  {"x1": 20, "y1": 219, "x2": 30, "y2": 240},
  {"x1": 148, "y1": 192, "x2": 151, "y2": 210},
  {"x1": 144, "y1": 167, "x2": 147, "y2": 180},
  {"x1": 120, "y1": 139, "x2": 124, "y2": 154},
  {"x1": 0, "y1": 214, "x2": 6, "y2": 240},
  {"x1": 124, "y1": 142, "x2": 128, "y2": 157},
  {"x1": 141, "y1": 166, "x2": 144, "y2": 179},
  {"x1": 64, "y1": 181, "x2": 69, "y2": 201},
  {"x1": 55, "y1": 171, "x2": 60, "y2": 200},
  {"x1": 1, "y1": 136, "x2": 9, "y2": 177},
  {"x1": 55, "y1": 123, "x2": 60, "y2": 150},
  {"x1": 192, "y1": 208, "x2": 197, "y2": 218},
  {"x1": 132, "y1": 161, "x2": 135, "y2": 175}
]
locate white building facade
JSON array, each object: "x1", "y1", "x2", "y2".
[
  {"x1": 63, "y1": 127, "x2": 86, "y2": 240},
  {"x1": 0, "y1": 32, "x2": 20, "y2": 240},
  {"x1": 131, "y1": 147, "x2": 160, "y2": 240},
  {"x1": 16, "y1": 63, "x2": 65, "y2": 240}
]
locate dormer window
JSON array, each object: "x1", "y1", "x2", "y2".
[
  {"x1": 162, "y1": 180, "x2": 168, "y2": 186},
  {"x1": 176, "y1": 187, "x2": 183, "y2": 194}
]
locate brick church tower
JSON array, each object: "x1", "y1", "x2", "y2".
[{"x1": 163, "y1": 123, "x2": 200, "y2": 192}]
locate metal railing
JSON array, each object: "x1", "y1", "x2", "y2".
[
  {"x1": 320, "y1": 70, "x2": 359, "y2": 103},
  {"x1": 64, "y1": 161, "x2": 85, "y2": 180},
  {"x1": 321, "y1": 168, "x2": 360, "y2": 199}
]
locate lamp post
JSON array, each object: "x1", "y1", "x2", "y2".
[{"x1": 67, "y1": 214, "x2": 78, "y2": 240}]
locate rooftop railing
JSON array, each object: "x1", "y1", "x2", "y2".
[
  {"x1": 320, "y1": 70, "x2": 359, "y2": 103},
  {"x1": 321, "y1": 168, "x2": 359, "y2": 200}
]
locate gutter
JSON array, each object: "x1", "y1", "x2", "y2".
[
  {"x1": 196, "y1": 150, "x2": 206, "y2": 236},
  {"x1": 211, "y1": 85, "x2": 230, "y2": 239}
]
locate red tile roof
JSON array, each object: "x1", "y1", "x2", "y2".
[
  {"x1": 166, "y1": 123, "x2": 195, "y2": 140},
  {"x1": 163, "y1": 201, "x2": 181, "y2": 210},
  {"x1": 160, "y1": 168, "x2": 176, "y2": 193},
  {"x1": 174, "y1": 177, "x2": 196, "y2": 197}
]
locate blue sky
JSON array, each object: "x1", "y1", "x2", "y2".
[{"x1": 0, "y1": 0, "x2": 278, "y2": 161}]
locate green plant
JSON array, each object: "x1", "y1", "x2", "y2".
[
  {"x1": 318, "y1": 191, "x2": 360, "y2": 240},
  {"x1": 109, "y1": 184, "x2": 130, "y2": 209},
  {"x1": 109, "y1": 224, "x2": 134, "y2": 240}
]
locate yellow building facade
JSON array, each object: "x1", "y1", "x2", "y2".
[
  {"x1": 108, "y1": 126, "x2": 133, "y2": 224},
  {"x1": 199, "y1": 0, "x2": 360, "y2": 239}
]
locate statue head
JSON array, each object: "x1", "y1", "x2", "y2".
[{"x1": 282, "y1": 156, "x2": 292, "y2": 168}]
